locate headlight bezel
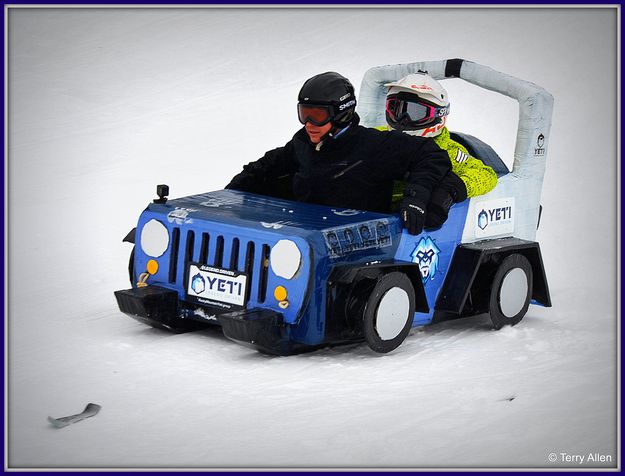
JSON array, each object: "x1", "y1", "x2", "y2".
[
  {"x1": 140, "y1": 219, "x2": 170, "y2": 258},
  {"x1": 270, "y1": 239, "x2": 302, "y2": 280}
]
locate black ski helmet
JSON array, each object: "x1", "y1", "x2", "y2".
[{"x1": 297, "y1": 72, "x2": 356, "y2": 128}]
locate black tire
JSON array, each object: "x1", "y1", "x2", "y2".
[
  {"x1": 489, "y1": 254, "x2": 533, "y2": 330},
  {"x1": 363, "y1": 272, "x2": 416, "y2": 353}
]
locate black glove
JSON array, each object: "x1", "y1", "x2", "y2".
[
  {"x1": 424, "y1": 186, "x2": 454, "y2": 230},
  {"x1": 444, "y1": 171, "x2": 468, "y2": 203},
  {"x1": 400, "y1": 195, "x2": 426, "y2": 235},
  {"x1": 424, "y1": 172, "x2": 468, "y2": 230}
]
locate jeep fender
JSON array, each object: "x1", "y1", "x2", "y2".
[
  {"x1": 436, "y1": 237, "x2": 551, "y2": 315},
  {"x1": 323, "y1": 260, "x2": 428, "y2": 343},
  {"x1": 123, "y1": 227, "x2": 136, "y2": 244},
  {"x1": 329, "y1": 260, "x2": 428, "y2": 312}
]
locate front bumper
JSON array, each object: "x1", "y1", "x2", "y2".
[
  {"x1": 114, "y1": 286, "x2": 204, "y2": 332},
  {"x1": 115, "y1": 286, "x2": 312, "y2": 354},
  {"x1": 218, "y1": 309, "x2": 300, "y2": 355}
]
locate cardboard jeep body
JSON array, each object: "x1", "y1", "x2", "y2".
[{"x1": 115, "y1": 59, "x2": 553, "y2": 354}]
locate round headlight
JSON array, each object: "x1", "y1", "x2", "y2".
[
  {"x1": 270, "y1": 240, "x2": 301, "y2": 279},
  {"x1": 140, "y1": 219, "x2": 169, "y2": 257}
]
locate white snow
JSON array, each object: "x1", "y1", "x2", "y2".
[{"x1": 6, "y1": 6, "x2": 619, "y2": 471}]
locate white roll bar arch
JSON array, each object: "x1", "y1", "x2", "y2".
[{"x1": 357, "y1": 59, "x2": 554, "y2": 242}]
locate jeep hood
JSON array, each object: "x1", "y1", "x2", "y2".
[{"x1": 148, "y1": 189, "x2": 396, "y2": 235}]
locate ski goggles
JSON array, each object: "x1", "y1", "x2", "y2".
[
  {"x1": 297, "y1": 103, "x2": 334, "y2": 126},
  {"x1": 385, "y1": 94, "x2": 449, "y2": 126}
]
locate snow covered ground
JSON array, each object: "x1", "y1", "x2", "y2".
[{"x1": 6, "y1": 6, "x2": 619, "y2": 470}]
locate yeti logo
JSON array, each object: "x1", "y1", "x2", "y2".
[
  {"x1": 191, "y1": 273, "x2": 206, "y2": 294},
  {"x1": 478, "y1": 209, "x2": 489, "y2": 230},
  {"x1": 475, "y1": 197, "x2": 515, "y2": 238},
  {"x1": 535, "y1": 133, "x2": 545, "y2": 155},
  {"x1": 411, "y1": 237, "x2": 441, "y2": 282}
]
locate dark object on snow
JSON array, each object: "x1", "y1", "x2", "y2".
[{"x1": 48, "y1": 403, "x2": 101, "y2": 429}]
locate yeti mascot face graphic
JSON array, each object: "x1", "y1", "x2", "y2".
[{"x1": 410, "y1": 237, "x2": 441, "y2": 282}]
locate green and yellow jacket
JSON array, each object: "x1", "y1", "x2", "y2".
[
  {"x1": 377, "y1": 126, "x2": 498, "y2": 198},
  {"x1": 433, "y1": 127, "x2": 497, "y2": 198}
]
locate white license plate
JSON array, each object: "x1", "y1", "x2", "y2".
[{"x1": 187, "y1": 264, "x2": 247, "y2": 309}]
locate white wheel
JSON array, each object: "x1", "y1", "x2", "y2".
[
  {"x1": 363, "y1": 272, "x2": 416, "y2": 353},
  {"x1": 375, "y1": 287, "x2": 411, "y2": 340},
  {"x1": 489, "y1": 254, "x2": 533, "y2": 329},
  {"x1": 499, "y1": 268, "x2": 529, "y2": 317}
]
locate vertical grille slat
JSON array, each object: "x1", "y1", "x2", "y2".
[
  {"x1": 257, "y1": 244, "x2": 271, "y2": 303},
  {"x1": 230, "y1": 238, "x2": 240, "y2": 270},
  {"x1": 182, "y1": 231, "x2": 195, "y2": 291},
  {"x1": 214, "y1": 235, "x2": 224, "y2": 268},
  {"x1": 199, "y1": 233, "x2": 210, "y2": 265},
  {"x1": 244, "y1": 241, "x2": 255, "y2": 302},
  {"x1": 168, "y1": 228, "x2": 180, "y2": 283}
]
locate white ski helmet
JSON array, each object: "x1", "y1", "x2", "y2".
[{"x1": 385, "y1": 72, "x2": 450, "y2": 138}]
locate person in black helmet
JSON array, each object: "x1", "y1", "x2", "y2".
[{"x1": 226, "y1": 72, "x2": 450, "y2": 235}]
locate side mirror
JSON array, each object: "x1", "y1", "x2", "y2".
[{"x1": 154, "y1": 184, "x2": 169, "y2": 204}]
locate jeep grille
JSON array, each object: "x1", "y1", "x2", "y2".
[{"x1": 167, "y1": 227, "x2": 270, "y2": 305}]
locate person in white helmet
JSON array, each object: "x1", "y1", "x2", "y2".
[{"x1": 384, "y1": 72, "x2": 498, "y2": 229}]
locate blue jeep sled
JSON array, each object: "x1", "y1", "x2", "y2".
[{"x1": 115, "y1": 59, "x2": 553, "y2": 355}]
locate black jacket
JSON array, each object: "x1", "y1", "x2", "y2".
[{"x1": 226, "y1": 115, "x2": 450, "y2": 213}]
